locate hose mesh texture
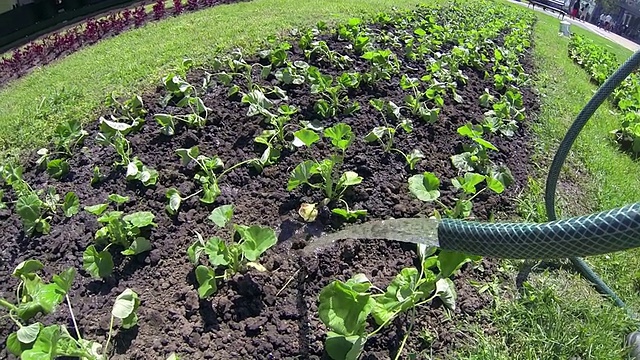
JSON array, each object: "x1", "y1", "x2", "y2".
[{"x1": 438, "y1": 203, "x2": 640, "y2": 259}]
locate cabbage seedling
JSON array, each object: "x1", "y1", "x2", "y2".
[{"x1": 187, "y1": 204, "x2": 277, "y2": 298}]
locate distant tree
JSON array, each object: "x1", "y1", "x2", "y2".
[{"x1": 598, "y1": 0, "x2": 623, "y2": 13}]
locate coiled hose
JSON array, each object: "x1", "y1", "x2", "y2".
[{"x1": 439, "y1": 37, "x2": 640, "y2": 354}]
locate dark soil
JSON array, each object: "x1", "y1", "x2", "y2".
[{"x1": 0, "y1": 13, "x2": 538, "y2": 360}]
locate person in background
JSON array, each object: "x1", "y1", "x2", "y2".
[
  {"x1": 605, "y1": 13, "x2": 613, "y2": 31},
  {"x1": 571, "y1": 0, "x2": 581, "y2": 19},
  {"x1": 599, "y1": 12, "x2": 606, "y2": 27},
  {"x1": 580, "y1": 4, "x2": 589, "y2": 21}
]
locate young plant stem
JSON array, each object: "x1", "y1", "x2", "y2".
[
  {"x1": 468, "y1": 187, "x2": 487, "y2": 202},
  {"x1": 66, "y1": 295, "x2": 82, "y2": 340},
  {"x1": 6, "y1": 311, "x2": 22, "y2": 328},
  {"x1": 219, "y1": 158, "x2": 258, "y2": 179},
  {"x1": 434, "y1": 199, "x2": 450, "y2": 212},
  {"x1": 275, "y1": 269, "x2": 300, "y2": 297},
  {"x1": 182, "y1": 189, "x2": 203, "y2": 200},
  {"x1": 393, "y1": 307, "x2": 417, "y2": 360},
  {"x1": 102, "y1": 315, "x2": 115, "y2": 357},
  {"x1": 0, "y1": 298, "x2": 18, "y2": 312},
  {"x1": 390, "y1": 148, "x2": 406, "y2": 159}
]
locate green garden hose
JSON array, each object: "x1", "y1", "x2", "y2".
[{"x1": 308, "y1": 33, "x2": 640, "y2": 357}]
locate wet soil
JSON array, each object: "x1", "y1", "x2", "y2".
[{"x1": 0, "y1": 16, "x2": 538, "y2": 360}]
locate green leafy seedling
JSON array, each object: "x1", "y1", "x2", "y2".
[
  {"x1": 176, "y1": 146, "x2": 259, "y2": 204},
  {"x1": 4, "y1": 285, "x2": 141, "y2": 360},
  {"x1": 83, "y1": 211, "x2": 156, "y2": 278},
  {"x1": 187, "y1": 204, "x2": 277, "y2": 298}
]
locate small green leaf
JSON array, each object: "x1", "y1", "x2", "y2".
[
  {"x1": 204, "y1": 237, "x2": 229, "y2": 267},
  {"x1": 121, "y1": 237, "x2": 152, "y2": 256},
  {"x1": 13, "y1": 259, "x2": 44, "y2": 277},
  {"x1": 474, "y1": 137, "x2": 498, "y2": 151},
  {"x1": 438, "y1": 250, "x2": 478, "y2": 278},
  {"x1": 46, "y1": 159, "x2": 70, "y2": 179},
  {"x1": 292, "y1": 129, "x2": 320, "y2": 147},
  {"x1": 408, "y1": 172, "x2": 441, "y2": 202},
  {"x1": 139, "y1": 166, "x2": 159, "y2": 186},
  {"x1": 339, "y1": 171, "x2": 362, "y2": 187},
  {"x1": 52, "y1": 268, "x2": 76, "y2": 293},
  {"x1": 435, "y1": 278, "x2": 457, "y2": 311},
  {"x1": 16, "y1": 194, "x2": 43, "y2": 235},
  {"x1": 364, "y1": 126, "x2": 389, "y2": 143},
  {"x1": 7, "y1": 332, "x2": 31, "y2": 356},
  {"x1": 62, "y1": 192, "x2": 80, "y2": 218},
  {"x1": 236, "y1": 225, "x2": 277, "y2": 261},
  {"x1": 453, "y1": 172, "x2": 486, "y2": 194},
  {"x1": 17, "y1": 323, "x2": 41, "y2": 344},
  {"x1": 486, "y1": 176, "x2": 505, "y2": 194},
  {"x1": 325, "y1": 332, "x2": 366, "y2": 360},
  {"x1": 175, "y1": 146, "x2": 200, "y2": 166},
  {"x1": 406, "y1": 149, "x2": 424, "y2": 170},
  {"x1": 113, "y1": 288, "x2": 140, "y2": 329},
  {"x1": 82, "y1": 245, "x2": 114, "y2": 279},
  {"x1": 20, "y1": 325, "x2": 63, "y2": 359},
  {"x1": 166, "y1": 188, "x2": 182, "y2": 215},
  {"x1": 254, "y1": 129, "x2": 277, "y2": 145},
  {"x1": 108, "y1": 194, "x2": 130, "y2": 205},
  {"x1": 85, "y1": 203, "x2": 108, "y2": 216},
  {"x1": 187, "y1": 233, "x2": 206, "y2": 265},
  {"x1": 489, "y1": 165, "x2": 514, "y2": 190},
  {"x1": 400, "y1": 119, "x2": 413, "y2": 133},
  {"x1": 450, "y1": 152, "x2": 474, "y2": 172},
  {"x1": 123, "y1": 211, "x2": 156, "y2": 228},
  {"x1": 208, "y1": 205, "x2": 234, "y2": 228},
  {"x1": 200, "y1": 181, "x2": 221, "y2": 204},
  {"x1": 287, "y1": 160, "x2": 317, "y2": 191},
  {"x1": 331, "y1": 208, "x2": 367, "y2": 221},
  {"x1": 112, "y1": 288, "x2": 137, "y2": 319},
  {"x1": 195, "y1": 265, "x2": 217, "y2": 298},
  {"x1": 318, "y1": 278, "x2": 374, "y2": 336},
  {"x1": 324, "y1": 123, "x2": 354, "y2": 151},
  {"x1": 97, "y1": 210, "x2": 123, "y2": 224},
  {"x1": 154, "y1": 114, "x2": 176, "y2": 136}
]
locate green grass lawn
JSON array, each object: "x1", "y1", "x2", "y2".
[
  {"x1": 0, "y1": 0, "x2": 427, "y2": 158},
  {"x1": 3, "y1": 0, "x2": 640, "y2": 358},
  {"x1": 456, "y1": 5, "x2": 640, "y2": 359}
]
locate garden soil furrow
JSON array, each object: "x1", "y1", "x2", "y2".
[{"x1": 1, "y1": 3, "x2": 538, "y2": 359}]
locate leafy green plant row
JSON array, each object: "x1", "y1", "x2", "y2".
[
  {"x1": 311, "y1": 2, "x2": 534, "y2": 359},
  {"x1": 568, "y1": 34, "x2": 640, "y2": 154},
  {"x1": 0, "y1": 2, "x2": 536, "y2": 358},
  {"x1": 0, "y1": 260, "x2": 143, "y2": 360}
]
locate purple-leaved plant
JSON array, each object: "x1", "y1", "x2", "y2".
[
  {"x1": 133, "y1": 5, "x2": 146, "y2": 27},
  {"x1": 186, "y1": 0, "x2": 198, "y2": 11},
  {"x1": 153, "y1": 0, "x2": 165, "y2": 20},
  {"x1": 173, "y1": 0, "x2": 183, "y2": 15}
]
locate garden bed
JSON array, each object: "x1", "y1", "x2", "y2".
[{"x1": 0, "y1": 1, "x2": 538, "y2": 359}]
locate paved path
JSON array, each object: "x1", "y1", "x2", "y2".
[{"x1": 509, "y1": 0, "x2": 640, "y2": 52}]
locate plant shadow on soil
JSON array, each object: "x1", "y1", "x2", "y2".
[{"x1": 0, "y1": 10, "x2": 539, "y2": 360}]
